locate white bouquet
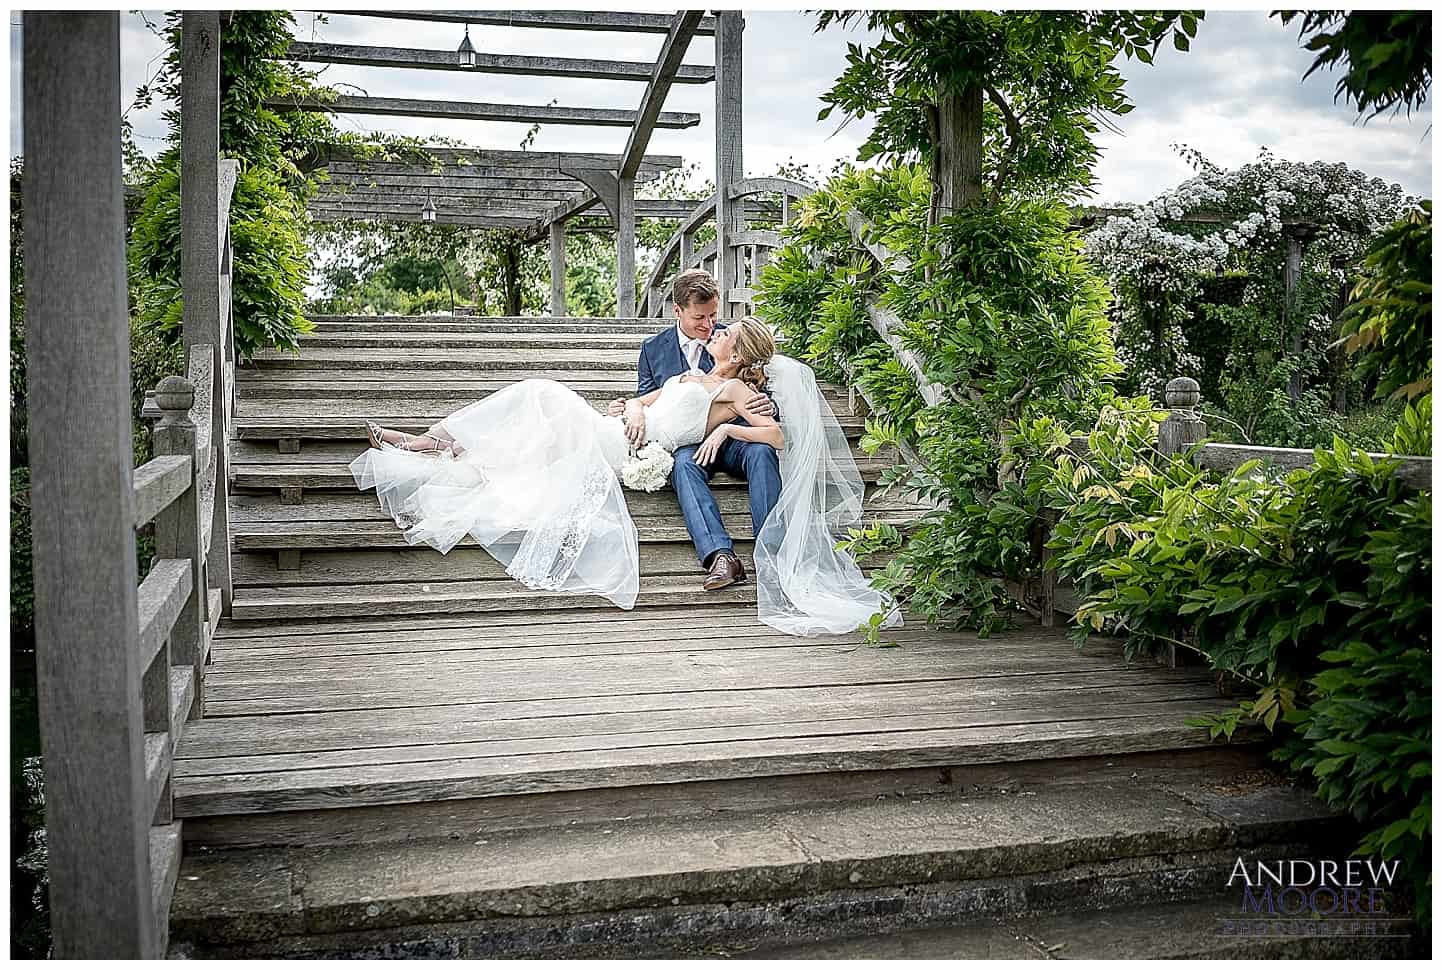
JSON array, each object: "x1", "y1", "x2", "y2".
[{"x1": 620, "y1": 442, "x2": 673, "y2": 492}]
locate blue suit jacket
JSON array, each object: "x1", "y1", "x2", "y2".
[{"x1": 637, "y1": 326, "x2": 713, "y2": 396}]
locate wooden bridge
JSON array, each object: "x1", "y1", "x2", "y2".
[{"x1": 21, "y1": 11, "x2": 1417, "y2": 960}]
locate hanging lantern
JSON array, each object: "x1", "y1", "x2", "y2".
[
  {"x1": 457, "y1": 24, "x2": 476, "y2": 67},
  {"x1": 421, "y1": 187, "x2": 437, "y2": 224}
]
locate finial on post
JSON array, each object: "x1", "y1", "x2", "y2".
[
  {"x1": 1157, "y1": 376, "x2": 1206, "y2": 456},
  {"x1": 151, "y1": 375, "x2": 197, "y2": 457}
]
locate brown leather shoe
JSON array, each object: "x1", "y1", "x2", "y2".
[{"x1": 703, "y1": 551, "x2": 746, "y2": 591}]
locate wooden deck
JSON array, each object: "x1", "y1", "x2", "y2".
[{"x1": 173, "y1": 605, "x2": 1235, "y2": 824}]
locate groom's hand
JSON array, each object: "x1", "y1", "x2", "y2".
[
  {"x1": 606, "y1": 398, "x2": 626, "y2": 417},
  {"x1": 742, "y1": 391, "x2": 778, "y2": 420}
]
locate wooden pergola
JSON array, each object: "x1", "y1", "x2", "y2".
[{"x1": 276, "y1": 9, "x2": 744, "y2": 316}]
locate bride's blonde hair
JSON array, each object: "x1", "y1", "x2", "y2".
[{"x1": 728, "y1": 315, "x2": 776, "y2": 390}]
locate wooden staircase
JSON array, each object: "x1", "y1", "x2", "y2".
[{"x1": 167, "y1": 315, "x2": 1378, "y2": 957}]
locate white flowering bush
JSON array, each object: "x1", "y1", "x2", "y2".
[
  {"x1": 620, "y1": 442, "x2": 674, "y2": 492},
  {"x1": 1084, "y1": 145, "x2": 1417, "y2": 446}
]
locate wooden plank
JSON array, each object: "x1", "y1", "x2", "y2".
[
  {"x1": 228, "y1": 576, "x2": 760, "y2": 621},
  {"x1": 713, "y1": 11, "x2": 744, "y2": 315},
  {"x1": 729, "y1": 176, "x2": 816, "y2": 201},
  {"x1": 147, "y1": 822, "x2": 182, "y2": 955},
  {"x1": 143, "y1": 732, "x2": 171, "y2": 826},
  {"x1": 272, "y1": 93, "x2": 699, "y2": 128},
  {"x1": 1197, "y1": 442, "x2": 1431, "y2": 490},
  {"x1": 230, "y1": 458, "x2": 896, "y2": 490},
  {"x1": 616, "y1": 174, "x2": 636, "y2": 316},
  {"x1": 176, "y1": 691, "x2": 1224, "y2": 777},
  {"x1": 549, "y1": 221, "x2": 566, "y2": 315},
  {"x1": 247, "y1": 346, "x2": 644, "y2": 369},
  {"x1": 132, "y1": 455, "x2": 191, "y2": 527},
  {"x1": 621, "y1": 11, "x2": 704, "y2": 179},
  {"x1": 324, "y1": 10, "x2": 719, "y2": 35},
  {"x1": 172, "y1": 713, "x2": 1231, "y2": 815},
  {"x1": 136, "y1": 559, "x2": 194, "y2": 670},
  {"x1": 323, "y1": 147, "x2": 684, "y2": 171},
  {"x1": 309, "y1": 208, "x2": 541, "y2": 230},
  {"x1": 171, "y1": 664, "x2": 198, "y2": 738},
  {"x1": 226, "y1": 514, "x2": 916, "y2": 549},
  {"x1": 22, "y1": 12, "x2": 155, "y2": 957},
  {"x1": 285, "y1": 41, "x2": 715, "y2": 83}
]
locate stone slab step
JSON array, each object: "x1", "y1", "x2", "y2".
[
  {"x1": 231, "y1": 457, "x2": 898, "y2": 492},
  {"x1": 732, "y1": 893, "x2": 1419, "y2": 960},
  {"x1": 229, "y1": 574, "x2": 760, "y2": 622},
  {"x1": 167, "y1": 775, "x2": 1352, "y2": 958}
]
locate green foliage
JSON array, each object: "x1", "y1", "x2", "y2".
[
  {"x1": 130, "y1": 11, "x2": 332, "y2": 358},
  {"x1": 815, "y1": 10, "x2": 1200, "y2": 203},
  {"x1": 1333, "y1": 201, "x2": 1432, "y2": 402},
  {"x1": 1275, "y1": 11, "x2": 1432, "y2": 120},
  {"x1": 1043, "y1": 418, "x2": 1431, "y2": 923},
  {"x1": 759, "y1": 163, "x2": 1122, "y2": 634}
]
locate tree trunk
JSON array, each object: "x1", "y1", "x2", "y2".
[
  {"x1": 935, "y1": 81, "x2": 984, "y2": 219},
  {"x1": 503, "y1": 236, "x2": 522, "y2": 316}
]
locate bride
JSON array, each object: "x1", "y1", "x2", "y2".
[{"x1": 351, "y1": 316, "x2": 901, "y2": 636}]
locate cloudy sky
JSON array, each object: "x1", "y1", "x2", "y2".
[{"x1": 7, "y1": 8, "x2": 1433, "y2": 204}]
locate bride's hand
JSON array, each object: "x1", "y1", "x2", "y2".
[
  {"x1": 694, "y1": 425, "x2": 731, "y2": 466},
  {"x1": 623, "y1": 399, "x2": 647, "y2": 448}
]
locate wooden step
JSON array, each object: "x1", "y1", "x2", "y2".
[
  {"x1": 167, "y1": 771, "x2": 1345, "y2": 958},
  {"x1": 231, "y1": 456, "x2": 899, "y2": 491},
  {"x1": 228, "y1": 574, "x2": 761, "y2": 622},
  {"x1": 229, "y1": 486, "x2": 921, "y2": 524},
  {"x1": 249, "y1": 348, "x2": 652, "y2": 372},
  {"x1": 229, "y1": 511, "x2": 923, "y2": 552},
  {"x1": 236, "y1": 371, "x2": 855, "y2": 401},
  {"x1": 307, "y1": 315, "x2": 666, "y2": 331},
  {"x1": 232, "y1": 410, "x2": 867, "y2": 442},
  {"x1": 230, "y1": 545, "x2": 760, "y2": 588},
  {"x1": 298, "y1": 332, "x2": 650, "y2": 350}
]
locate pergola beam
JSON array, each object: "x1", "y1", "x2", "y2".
[
  {"x1": 320, "y1": 10, "x2": 719, "y2": 35},
  {"x1": 270, "y1": 93, "x2": 699, "y2": 129},
  {"x1": 323, "y1": 149, "x2": 682, "y2": 172},
  {"x1": 286, "y1": 41, "x2": 714, "y2": 83},
  {"x1": 315, "y1": 189, "x2": 779, "y2": 221},
  {"x1": 308, "y1": 208, "x2": 540, "y2": 229},
  {"x1": 620, "y1": 10, "x2": 703, "y2": 179}
]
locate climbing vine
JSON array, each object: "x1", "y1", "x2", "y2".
[{"x1": 1082, "y1": 145, "x2": 1416, "y2": 447}]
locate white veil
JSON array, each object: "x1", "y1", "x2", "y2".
[{"x1": 754, "y1": 354, "x2": 904, "y2": 635}]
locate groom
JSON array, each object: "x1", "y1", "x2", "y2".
[{"x1": 608, "y1": 269, "x2": 782, "y2": 591}]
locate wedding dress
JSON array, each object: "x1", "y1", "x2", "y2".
[{"x1": 349, "y1": 359, "x2": 901, "y2": 634}]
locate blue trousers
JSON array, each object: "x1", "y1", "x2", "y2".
[{"x1": 671, "y1": 437, "x2": 782, "y2": 567}]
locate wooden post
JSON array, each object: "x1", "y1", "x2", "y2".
[
  {"x1": 616, "y1": 175, "x2": 636, "y2": 316},
  {"x1": 713, "y1": 10, "x2": 743, "y2": 317},
  {"x1": 549, "y1": 220, "x2": 567, "y2": 316},
  {"x1": 181, "y1": 11, "x2": 220, "y2": 353},
  {"x1": 23, "y1": 11, "x2": 156, "y2": 957},
  {"x1": 1283, "y1": 233, "x2": 1304, "y2": 404},
  {"x1": 181, "y1": 10, "x2": 232, "y2": 615},
  {"x1": 151, "y1": 377, "x2": 205, "y2": 717}
]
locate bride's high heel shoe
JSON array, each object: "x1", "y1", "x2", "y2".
[{"x1": 365, "y1": 421, "x2": 452, "y2": 457}]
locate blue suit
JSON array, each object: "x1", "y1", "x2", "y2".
[{"x1": 637, "y1": 325, "x2": 783, "y2": 567}]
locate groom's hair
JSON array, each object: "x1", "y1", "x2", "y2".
[{"x1": 671, "y1": 268, "x2": 720, "y2": 309}]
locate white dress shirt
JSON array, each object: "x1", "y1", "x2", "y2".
[{"x1": 676, "y1": 325, "x2": 706, "y2": 374}]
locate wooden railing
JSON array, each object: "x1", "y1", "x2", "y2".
[
  {"x1": 641, "y1": 176, "x2": 814, "y2": 319},
  {"x1": 23, "y1": 11, "x2": 238, "y2": 957}
]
